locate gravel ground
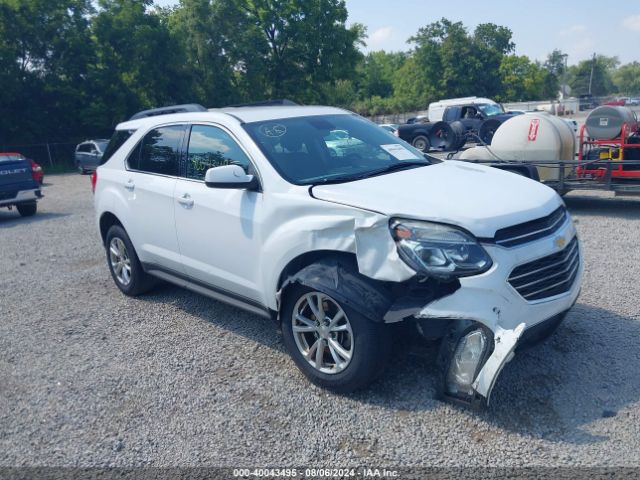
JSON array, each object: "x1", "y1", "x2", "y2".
[{"x1": 1, "y1": 173, "x2": 639, "y2": 468}]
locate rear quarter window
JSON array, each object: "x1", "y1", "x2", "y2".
[{"x1": 100, "y1": 130, "x2": 136, "y2": 166}]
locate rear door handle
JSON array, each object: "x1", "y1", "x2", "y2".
[
  {"x1": 177, "y1": 193, "x2": 194, "y2": 208},
  {"x1": 124, "y1": 179, "x2": 135, "y2": 191}
]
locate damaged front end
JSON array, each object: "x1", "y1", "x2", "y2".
[{"x1": 275, "y1": 202, "x2": 582, "y2": 409}]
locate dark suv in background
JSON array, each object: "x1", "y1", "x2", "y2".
[
  {"x1": 75, "y1": 140, "x2": 109, "y2": 174},
  {"x1": 578, "y1": 94, "x2": 599, "y2": 111}
]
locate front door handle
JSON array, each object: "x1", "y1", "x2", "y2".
[
  {"x1": 124, "y1": 179, "x2": 135, "y2": 191},
  {"x1": 177, "y1": 193, "x2": 194, "y2": 208}
]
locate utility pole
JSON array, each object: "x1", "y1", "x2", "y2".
[
  {"x1": 561, "y1": 53, "x2": 568, "y2": 99},
  {"x1": 588, "y1": 53, "x2": 596, "y2": 95}
]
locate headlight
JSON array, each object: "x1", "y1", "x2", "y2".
[
  {"x1": 446, "y1": 329, "x2": 488, "y2": 397},
  {"x1": 390, "y1": 219, "x2": 492, "y2": 278}
]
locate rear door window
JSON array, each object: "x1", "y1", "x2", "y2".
[{"x1": 134, "y1": 125, "x2": 186, "y2": 176}]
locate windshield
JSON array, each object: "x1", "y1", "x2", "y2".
[
  {"x1": 243, "y1": 114, "x2": 429, "y2": 185},
  {"x1": 477, "y1": 103, "x2": 505, "y2": 117}
]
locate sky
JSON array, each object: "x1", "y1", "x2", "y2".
[{"x1": 154, "y1": 0, "x2": 640, "y2": 65}]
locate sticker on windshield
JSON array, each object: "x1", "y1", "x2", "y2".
[
  {"x1": 381, "y1": 144, "x2": 421, "y2": 160},
  {"x1": 259, "y1": 124, "x2": 287, "y2": 138}
]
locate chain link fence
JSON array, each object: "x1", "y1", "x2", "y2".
[{"x1": 0, "y1": 141, "x2": 80, "y2": 170}]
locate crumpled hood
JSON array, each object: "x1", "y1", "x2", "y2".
[{"x1": 311, "y1": 161, "x2": 562, "y2": 238}]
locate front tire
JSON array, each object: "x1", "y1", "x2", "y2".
[
  {"x1": 17, "y1": 202, "x2": 37, "y2": 217},
  {"x1": 479, "y1": 119, "x2": 501, "y2": 145},
  {"x1": 281, "y1": 284, "x2": 390, "y2": 393},
  {"x1": 105, "y1": 225, "x2": 154, "y2": 296}
]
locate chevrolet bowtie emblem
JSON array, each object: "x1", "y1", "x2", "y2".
[{"x1": 554, "y1": 236, "x2": 566, "y2": 249}]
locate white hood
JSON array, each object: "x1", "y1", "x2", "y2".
[{"x1": 311, "y1": 161, "x2": 562, "y2": 238}]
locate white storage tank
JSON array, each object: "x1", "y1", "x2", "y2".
[{"x1": 486, "y1": 112, "x2": 575, "y2": 181}]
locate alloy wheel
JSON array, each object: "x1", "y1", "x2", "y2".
[
  {"x1": 292, "y1": 292, "x2": 354, "y2": 374},
  {"x1": 109, "y1": 237, "x2": 132, "y2": 286}
]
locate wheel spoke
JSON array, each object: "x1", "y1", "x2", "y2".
[
  {"x1": 114, "y1": 262, "x2": 123, "y2": 275},
  {"x1": 328, "y1": 310, "x2": 345, "y2": 329},
  {"x1": 316, "y1": 295, "x2": 325, "y2": 318},
  {"x1": 296, "y1": 314, "x2": 316, "y2": 329},
  {"x1": 315, "y1": 339, "x2": 325, "y2": 369},
  {"x1": 328, "y1": 338, "x2": 351, "y2": 361},
  {"x1": 306, "y1": 339, "x2": 320, "y2": 360},
  {"x1": 122, "y1": 266, "x2": 131, "y2": 283},
  {"x1": 307, "y1": 294, "x2": 322, "y2": 320},
  {"x1": 327, "y1": 342, "x2": 342, "y2": 366},
  {"x1": 330, "y1": 324, "x2": 349, "y2": 332},
  {"x1": 292, "y1": 324, "x2": 316, "y2": 333},
  {"x1": 110, "y1": 245, "x2": 119, "y2": 258}
]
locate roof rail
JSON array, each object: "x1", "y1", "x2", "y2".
[
  {"x1": 225, "y1": 99, "x2": 300, "y2": 108},
  {"x1": 129, "y1": 103, "x2": 207, "y2": 120}
]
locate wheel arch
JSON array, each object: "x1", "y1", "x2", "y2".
[
  {"x1": 277, "y1": 254, "x2": 393, "y2": 325},
  {"x1": 411, "y1": 128, "x2": 432, "y2": 140},
  {"x1": 277, "y1": 250, "x2": 357, "y2": 293},
  {"x1": 99, "y1": 211, "x2": 124, "y2": 245}
]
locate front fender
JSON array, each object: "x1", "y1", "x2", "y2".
[{"x1": 259, "y1": 197, "x2": 414, "y2": 310}]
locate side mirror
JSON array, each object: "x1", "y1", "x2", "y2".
[{"x1": 204, "y1": 164, "x2": 260, "y2": 191}]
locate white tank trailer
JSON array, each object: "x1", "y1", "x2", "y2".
[{"x1": 459, "y1": 112, "x2": 575, "y2": 181}]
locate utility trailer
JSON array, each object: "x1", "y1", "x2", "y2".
[
  {"x1": 456, "y1": 158, "x2": 640, "y2": 197},
  {"x1": 451, "y1": 105, "x2": 640, "y2": 196}
]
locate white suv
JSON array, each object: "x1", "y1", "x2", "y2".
[{"x1": 93, "y1": 103, "x2": 582, "y2": 407}]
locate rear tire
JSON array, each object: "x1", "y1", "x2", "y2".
[
  {"x1": 281, "y1": 283, "x2": 391, "y2": 393},
  {"x1": 105, "y1": 225, "x2": 154, "y2": 296},
  {"x1": 17, "y1": 202, "x2": 37, "y2": 217},
  {"x1": 411, "y1": 135, "x2": 430, "y2": 152}
]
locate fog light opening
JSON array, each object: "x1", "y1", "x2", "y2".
[{"x1": 446, "y1": 329, "x2": 487, "y2": 397}]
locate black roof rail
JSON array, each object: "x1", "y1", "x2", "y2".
[
  {"x1": 129, "y1": 103, "x2": 207, "y2": 121},
  {"x1": 224, "y1": 99, "x2": 300, "y2": 108}
]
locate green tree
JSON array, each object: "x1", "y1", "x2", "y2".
[
  {"x1": 542, "y1": 49, "x2": 568, "y2": 98},
  {"x1": 170, "y1": 0, "x2": 364, "y2": 104},
  {"x1": 167, "y1": 0, "x2": 249, "y2": 107},
  {"x1": 406, "y1": 19, "x2": 514, "y2": 105},
  {"x1": 498, "y1": 55, "x2": 549, "y2": 101},
  {"x1": 613, "y1": 62, "x2": 640, "y2": 95},
  {"x1": 568, "y1": 54, "x2": 619, "y2": 96},
  {"x1": 358, "y1": 51, "x2": 407, "y2": 99},
  {"x1": 89, "y1": 0, "x2": 193, "y2": 129},
  {"x1": 471, "y1": 23, "x2": 514, "y2": 97},
  {"x1": 0, "y1": 0, "x2": 95, "y2": 145}
]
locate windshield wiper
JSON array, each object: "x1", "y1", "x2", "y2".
[
  {"x1": 353, "y1": 161, "x2": 430, "y2": 179},
  {"x1": 311, "y1": 161, "x2": 430, "y2": 186}
]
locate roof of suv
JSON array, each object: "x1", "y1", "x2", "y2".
[
  {"x1": 215, "y1": 105, "x2": 348, "y2": 123},
  {"x1": 117, "y1": 105, "x2": 349, "y2": 130}
]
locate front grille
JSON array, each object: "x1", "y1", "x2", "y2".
[
  {"x1": 494, "y1": 207, "x2": 567, "y2": 247},
  {"x1": 0, "y1": 190, "x2": 17, "y2": 201},
  {"x1": 508, "y1": 236, "x2": 580, "y2": 301}
]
